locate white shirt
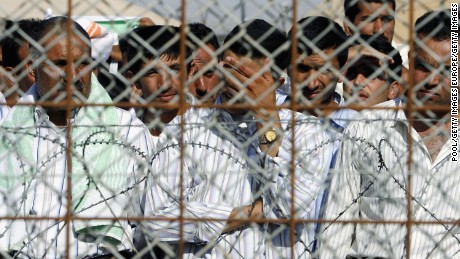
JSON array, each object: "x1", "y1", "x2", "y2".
[
  {"x1": 393, "y1": 41, "x2": 410, "y2": 69},
  {"x1": 136, "y1": 107, "x2": 334, "y2": 258},
  {"x1": 0, "y1": 92, "x2": 154, "y2": 258},
  {"x1": 0, "y1": 92, "x2": 9, "y2": 121},
  {"x1": 316, "y1": 100, "x2": 460, "y2": 258}
]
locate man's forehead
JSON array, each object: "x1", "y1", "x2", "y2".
[
  {"x1": 351, "y1": 56, "x2": 380, "y2": 67},
  {"x1": 357, "y1": 1, "x2": 394, "y2": 15},
  {"x1": 222, "y1": 49, "x2": 265, "y2": 67},
  {"x1": 158, "y1": 54, "x2": 180, "y2": 63},
  {"x1": 300, "y1": 49, "x2": 339, "y2": 66},
  {"x1": 193, "y1": 47, "x2": 216, "y2": 63},
  {"x1": 43, "y1": 34, "x2": 90, "y2": 50},
  {"x1": 415, "y1": 37, "x2": 451, "y2": 66}
]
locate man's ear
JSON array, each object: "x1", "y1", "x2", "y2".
[
  {"x1": 126, "y1": 70, "x2": 133, "y2": 80},
  {"x1": 343, "y1": 18, "x2": 352, "y2": 36},
  {"x1": 338, "y1": 66, "x2": 348, "y2": 83},
  {"x1": 127, "y1": 71, "x2": 142, "y2": 90},
  {"x1": 3, "y1": 67, "x2": 15, "y2": 87},
  {"x1": 388, "y1": 81, "x2": 401, "y2": 100},
  {"x1": 278, "y1": 76, "x2": 285, "y2": 87},
  {"x1": 128, "y1": 71, "x2": 144, "y2": 103},
  {"x1": 27, "y1": 63, "x2": 35, "y2": 80}
]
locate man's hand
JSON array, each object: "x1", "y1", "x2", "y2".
[
  {"x1": 222, "y1": 54, "x2": 277, "y2": 110},
  {"x1": 223, "y1": 198, "x2": 263, "y2": 233},
  {"x1": 347, "y1": 44, "x2": 394, "y2": 68}
]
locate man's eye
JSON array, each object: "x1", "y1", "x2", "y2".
[
  {"x1": 440, "y1": 65, "x2": 451, "y2": 77},
  {"x1": 203, "y1": 69, "x2": 215, "y2": 77},
  {"x1": 322, "y1": 68, "x2": 335, "y2": 77},
  {"x1": 77, "y1": 60, "x2": 91, "y2": 68},
  {"x1": 54, "y1": 60, "x2": 67, "y2": 67},
  {"x1": 144, "y1": 69, "x2": 159, "y2": 76},
  {"x1": 414, "y1": 60, "x2": 431, "y2": 73},
  {"x1": 381, "y1": 15, "x2": 394, "y2": 23},
  {"x1": 169, "y1": 65, "x2": 181, "y2": 74},
  {"x1": 297, "y1": 64, "x2": 311, "y2": 73},
  {"x1": 345, "y1": 68, "x2": 357, "y2": 80}
]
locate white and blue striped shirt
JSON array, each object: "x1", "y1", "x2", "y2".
[{"x1": 136, "y1": 106, "x2": 334, "y2": 258}]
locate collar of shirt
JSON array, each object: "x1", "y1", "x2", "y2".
[
  {"x1": 321, "y1": 92, "x2": 358, "y2": 132},
  {"x1": 33, "y1": 106, "x2": 80, "y2": 135}
]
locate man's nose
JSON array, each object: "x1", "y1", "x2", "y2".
[
  {"x1": 354, "y1": 73, "x2": 366, "y2": 86},
  {"x1": 195, "y1": 76, "x2": 208, "y2": 92},
  {"x1": 373, "y1": 18, "x2": 384, "y2": 34},
  {"x1": 306, "y1": 76, "x2": 321, "y2": 90},
  {"x1": 63, "y1": 66, "x2": 78, "y2": 83},
  {"x1": 427, "y1": 72, "x2": 444, "y2": 86}
]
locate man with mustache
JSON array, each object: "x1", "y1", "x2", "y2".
[
  {"x1": 316, "y1": 9, "x2": 459, "y2": 258},
  {"x1": 0, "y1": 16, "x2": 153, "y2": 258},
  {"x1": 343, "y1": 34, "x2": 402, "y2": 107}
]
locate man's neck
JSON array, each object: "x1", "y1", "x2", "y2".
[
  {"x1": 144, "y1": 108, "x2": 186, "y2": 137},
  {"x1": 46, "y1": 109, "x2": 71, "y2": 127},
  {"x1": 303, "y1": 94, "x2": 337, "y2": 118},
  {"x1": 412, "y1": 115, "x2": 450, "y2": 161}
]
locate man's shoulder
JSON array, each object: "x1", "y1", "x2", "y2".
[
  {"x1": 278, "y1": 108, "x2": 319, "y2": 123},
  {"x1": 115, "y1": 107, "x2": 145, "y2": 126},
  {"x1": 358, "y1": 99, "x2": 402, "y2": 120},
  {"x1": 114, "y1": 107, "x2": 151, "y2": 139},
  {"x1": 344, "y1": 99, "x2": 404, "y2": 138}
]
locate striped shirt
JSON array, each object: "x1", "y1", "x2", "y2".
[
  {"x1": 316, "y1": 99, "x2": 460, "y2": 258},
  {"x1": 136, "y1": 107, "x2": 334, "y2": 258},
  {"x1": 0, "y1": 97, "x2": 154, "y2": 257}
]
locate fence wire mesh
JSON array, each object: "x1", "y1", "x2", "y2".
[{"x1": 0, "y1": 0, "x2": 458, "y2": 258}]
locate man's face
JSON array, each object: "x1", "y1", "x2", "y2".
[
  {"x1": 221, "y1": 50, "x2": 261, "y2": 105},
  {"x1": 189, "y1": 44, "x2": 220, "y2": 104},
  {"x1": 35, "y1": 34, "x2": 92, "y2": 107},
  {"x1": 135, "y1": 54, "x2": 181, "y2": 109},
  {"x1": 290, "y1": 48, "x2": 341, "y2": 105},
  {"x1": 348, "y1": 2, "x2": 395, "y2": 42},
  {"x1": 413, "y1": 36, "x2": 451, "y2": 111},
  {"x1": 344, "y1": 57, "x2": 393, "y2": 106}
]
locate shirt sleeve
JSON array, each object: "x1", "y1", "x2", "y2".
[{"x1": 140, "y1": 137, "x2": 234, "y2": 243}]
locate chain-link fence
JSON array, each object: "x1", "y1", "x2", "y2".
[{"x1": 0, "y1": 0, "x2": 458, "y2": 258}]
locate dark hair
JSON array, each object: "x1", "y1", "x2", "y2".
[
  {"x1": 290, "y1": 16, "x2": 349, "y2": 68},
  {"x1": 223, "y1": 19, "x2": 289, "y2": 79},
  {"x1": 415, "y1": 9, "x2": 451, "y2": 41},
  {"x1": 125, "y1": 25, "x2": 191, "y2": 73},
  {"x1": 30, "y1": 16, "x2": 90, "y2": 59},
  {"x1": 2, "y1": 19, "x2": 41, "y2": 69},
  {"x1": 188, "y1": 22, "x2": 220, "y2": 51},
  {"x1": 352, "y1": 34, "x2": 402, "y2": 80},
  {"x1": 344, "y1": 0, "x2": 396, "y2": 23}
]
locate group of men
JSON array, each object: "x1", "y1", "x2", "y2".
[{"x1": 0, "y1": 0, "x2": 456, "y2": 258}]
